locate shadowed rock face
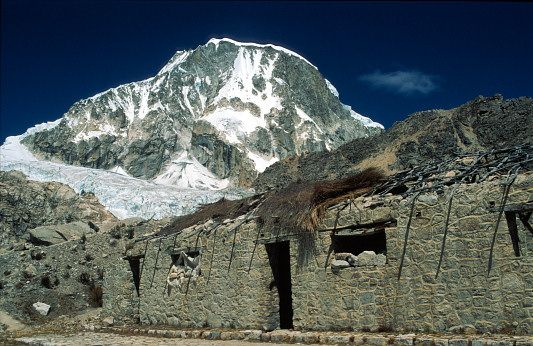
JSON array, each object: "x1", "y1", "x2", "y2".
[
  {"x1": 0, "y1": 170, "x2": 116, "y2": 250},
  {"x1": 253, "y1": 95, "x2": 533, "y2": 192},
  {"x1": 20, "y1": 39, "x2": 381, "y2": 189}
]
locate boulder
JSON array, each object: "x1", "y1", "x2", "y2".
[
  {"x1": 335, "y1": 252, "x2": 358, "y2": 266},
  {"x1": 29, "y1": 227, "x2": 65, "y2": 245},
  {"x1": 33, "y1": 302, "x2": 50, "y2": 316},
  {"x1": 102, "y1": 316, "x2": 114, "y2": 327},
  {"x1": 29, "y1": 222, "x2": 93, "y2": 245},
  {"x1": 23, "y1": 264, "x2": 37, "y2": 278}
]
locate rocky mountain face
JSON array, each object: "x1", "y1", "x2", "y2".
[
  {"x1": 21, "y1": 38, "x2": 382, "y2": 189},
  {"x1": 0, "y1": 170, "x2": 116, "y2": 250},
  {"x1": 253, "y1": 95, "x2": 533, "y2": 191}
]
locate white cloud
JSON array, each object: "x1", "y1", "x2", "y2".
[{"x1": 359, "y1": 70, "x2": 440, "y2": 96}]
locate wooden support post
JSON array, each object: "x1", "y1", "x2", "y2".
[
  {"x1": 488, "y1": 166, "x2": 519, "y2": 276},
  {"x1": 149, "y1": 238, "x2": 162, "y2": 289},
  {"x1": 505, "y1": 212, "x2": 520, "y2": 257},
  {"x1": 398, "y1": 191, "x2": 421, "y2": 280}
]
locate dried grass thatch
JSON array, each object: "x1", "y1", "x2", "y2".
[
  {"x1": 256, "y1": 167, "x2": 387, "y2": 236},
  {"x1": 157, "y1": 195, "x2": 262, "y2": 236},
  {"x1": 156, "y1": 167, "x2": 386, "y2": 238}
]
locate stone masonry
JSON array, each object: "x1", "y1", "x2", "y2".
[{"x1": 103, "y1": 172, "x2": 533, "y2": 334}]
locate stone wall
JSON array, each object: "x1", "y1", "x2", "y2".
[
  {"x1": 103, "y1": 172, "x2": 533, "y2": 334},
  {"x1": 123, "y1": 219, "x2": 280, "y2": 330},
  {"x1": 102, "y1": 260, "x2": 139, "y2": 325}
]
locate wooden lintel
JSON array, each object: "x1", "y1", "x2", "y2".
[
  {"x1": 168, "y1": 246, "x2": 206, "y2": 255},
  {"x1": 317, "y1": 219, "x2": 397, "y2": 234},
  {"x1": 321, "y1": 227, "x2": 386, "y2": 237},
  {"x1": 255, "y1": 234, "x2": 299, "y2": 244},
  {"x1": 123, "y1": 254, "x2": 145, "y2": 260}
]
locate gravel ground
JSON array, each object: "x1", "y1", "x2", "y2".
[{"x1": 11, "y1": 332, "x2": 287, "y2": 345}]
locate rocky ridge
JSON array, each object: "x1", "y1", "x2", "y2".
[
  {"x1": 20, "y1": 38, "x2": 382, "y2": 189},
  {"x1": 253, "y1": 94, "x2": 533, "y2": 192},
  {"x1": 0, "y1": 170, "x2": 116, "y2": 250}
]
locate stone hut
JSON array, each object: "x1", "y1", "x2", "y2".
[{"x1": 103, "y1": 146, "x2": 533, "y2": 334}]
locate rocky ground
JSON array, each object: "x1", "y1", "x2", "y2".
[
  {"x1": 0, "y1": 216, "x2": 166, "y2": 326},
  {"x1": 2, "y1": 318, "x2": 533, "y2": 345},
  {"x1": 0, "y1": 170, "x2": 170, "y2": 329}
]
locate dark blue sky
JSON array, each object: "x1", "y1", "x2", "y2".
[{"x1": 1, "y1": 1, "x2": 532, "y2": 143}]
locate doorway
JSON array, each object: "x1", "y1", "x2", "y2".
[
  {"x1": 127, "y1": 257, "x2": 141, "y2": 296},
  {"x1": 266, "y1": 241, "x2": 294, "y2": 329}
]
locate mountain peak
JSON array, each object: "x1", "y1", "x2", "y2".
[
  {"x1": 205, "y1": 38, "x2": 318, "y2": 69},
  {"x1": 17, "y1": 39, "x2": 383, "y2": 192}
]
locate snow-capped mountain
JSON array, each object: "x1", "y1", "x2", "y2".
[{"x1": 20, "y1": 38, "x2": 383, "y2": 189}]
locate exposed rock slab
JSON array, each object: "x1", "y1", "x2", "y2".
[{"x1": 29, "y1": 222, "x2": 93, "y2": 246}]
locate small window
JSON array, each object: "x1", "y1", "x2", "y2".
[
  {"x1": 332, "y1": 230, "x2": 387, "y2": 256},
  {"x1": 505, "y1": 210, "x2": 533, "y2": 258},
  {"x1": 330, "y1": 230, "x2": 387, "y2": 269},
  {"x1": 167, "y1": 251, "x2": 201, "y2": 292}
]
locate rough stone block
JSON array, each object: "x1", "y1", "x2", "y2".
[
  {"x1": 364, "y1": 335, "x2": 388, "y2": 345},
  {"x1": 230, "y1": 331, "x2": 245, "y2": 340},
  {"x1": 448, "y1": 339, "x2": 469, "y2": 346},
  {"x1": 431, "y1": 339, "x2": 449, "y2": 346},
  {"x1": 358, "y1": 251, "x2": 377, "y2": 266},
  {"x1": 220, "y1": 332, "x2": 233, "y2": 340},
  {"x1": 300, "y1": 332, "x2": 319, "y2": 343},
  {"x1": 418, "y1": 194, "x2": 438, "y2": 206},
  {"x1": 332, "y1": 259, "x2": 350, "y2": 269},
  {"x1": 204, "y1": 331, "x2": 221, "y2": 340},
  {"x1": 243, "y1": 330, "x2": 262, "y2": 341},
  {"x1": 395, "y1": 336, "x2": 414, "y2": 345},
  {"x1": 260, "y1": 332, "x2": 271, "y2": 342},
  {"x1": 414, "y1": 338, "x2": 433, "y2": 346},
  {"x1": 376, "y1": 253, "x2": 387, "y2": 266},
  {"x1": 191, "y1": 331, "x2": 202, "y2": 339},
  {"x1": 328, "y1": 334, "x2": 351, "y2": 343}
]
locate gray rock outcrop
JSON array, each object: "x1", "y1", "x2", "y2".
[{"x1": 0, "y1": 170, "x2": 116, "y2": 250}]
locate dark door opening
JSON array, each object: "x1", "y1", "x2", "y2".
[
  {"x1": 128, "y1": 258, "x2": 141, "y2": 295},
  {"x1": 266, "y1": 241, "x2": 294, "y2": 329}
]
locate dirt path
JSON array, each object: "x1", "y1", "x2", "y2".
[{"x1": 0, "y1": 310, "x2": 29, "y2": 332}]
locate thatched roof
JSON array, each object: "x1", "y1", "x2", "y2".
[
  {"x1": 156, "y1": 195, "x2": 262, "y2": 236},
  {"x1": 255, "y1": 167, "x2": 386, "y2": 236},
  {"x1": 156, "y1": 168, "x2": 387, "y2": 238}
]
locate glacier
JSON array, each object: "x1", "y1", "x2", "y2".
[{"x1": 0, "y1": 121, "x2": 251, "y2": 220}]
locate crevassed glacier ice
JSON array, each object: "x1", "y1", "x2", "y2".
[{"x1": 0, "y1": 121, "x2": 252, "y2": 220}]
